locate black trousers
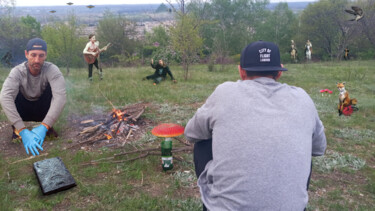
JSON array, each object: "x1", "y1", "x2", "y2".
[
  {"x1": 193, "y1": 139, "x2": 312, "y2": 211},
  {"x1": 88, "y1": 59, "x2": 99, "y2": 78},
  {"x1": 145, "y1": 74, "x2": 163, "y2": 84},
  {"x1": 194, "y1": 139, "x2": 213, "y2": 211},
  {"x1": 15, "y1": 84, "x2": 52, "y2": 122}
]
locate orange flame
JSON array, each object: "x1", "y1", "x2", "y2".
[
  {"x1": 104, "y1": 134, "x2": 112, "y2": 140},
  {"x1": 112, "y1": 109, "x2": 126, "y2": 121}
]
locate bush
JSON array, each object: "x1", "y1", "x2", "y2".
[
  {"x1": 281, "y1": 52, "x2": 293, "y2": 64},
  {"x1": 142, "y1": 46, "x2": 158, "y2": 58},
  {"x1": 356, "y1": 49, "x2": 375, "y2": 60},
  {"x1": 231, "y1": 54, "x2": 241, "y2": 64}
]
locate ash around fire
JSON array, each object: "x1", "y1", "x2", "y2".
[{"x1": 67, "y1": 103, "x2": 151, "y2": 151}]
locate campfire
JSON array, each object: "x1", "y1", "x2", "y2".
[
  {"x1": 66, "y1": 103, "x2": 193, "y2": 167},
  {"x1": 69, "y1": 103, "x2": 145, "y2": 149}
]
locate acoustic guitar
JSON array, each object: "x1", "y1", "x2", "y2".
[{"x1": 84, "y1": 43, "x2": 112, "y2": 64}]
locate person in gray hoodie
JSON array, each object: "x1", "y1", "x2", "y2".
[
  {"x1": 0, "y1": 38, "x2": 66, "y2": 156},
  {"x1": 185, "y1": 41, "x2": 326, "y2": 210}
]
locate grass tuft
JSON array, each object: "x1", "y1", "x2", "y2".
[{"x1": 313, "y1": 150, "x2": 366, "y2": 173}]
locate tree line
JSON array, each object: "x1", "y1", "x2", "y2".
[{"x1": 0, "y1": 0, "x2": 374, "y2": 78}]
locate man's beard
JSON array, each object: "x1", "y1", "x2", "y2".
[{"x1": 30, "y1": 62, "x2": 42, "y2": 72}]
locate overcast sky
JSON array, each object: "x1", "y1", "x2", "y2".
[{"x1": 14, "y1": 0, "x2": 318, "y2": 7}]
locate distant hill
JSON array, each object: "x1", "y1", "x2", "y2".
[
  {"x1": 13, "y1": 1, "x2": 313, "y2": 15},
  {"x1": 268, "y1": 2, "x2": 313, "y2": 12},
  {"x1": 9, "y1": 1, "x2": 314, "y2": 24}
]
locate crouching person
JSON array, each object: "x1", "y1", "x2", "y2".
[{"x1": 0, "y1": 38, "x2": 66, "y2": 156}]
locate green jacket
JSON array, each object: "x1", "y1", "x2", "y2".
[{"x1": 150, "y1": 63, "x2": 175, "y2": 80}]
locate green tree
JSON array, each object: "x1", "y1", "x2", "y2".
[
  {"x1": 169, "y1": 10, "x2": 203, "y2": 80},
  {"x1": 143, "y1": 25, "x2": 175, "y2": 63},
  {"x1": 256, "y1": 3, "x2": 297, "y2": 54},
  {"x1": 42, "y1": 13, "x2": 86, "y2": 74},
  {"x1": 299, "y1": 0, "x2": 351, "y2": 60},
  {"x1": 96, "y1": 10, "x2": 139, "y2": 66},
  {"x1": 145, "y1": 25, "x2": 170, "y2": 48},
  {"x1": 188, "y1": 0, "x2": 269, "y2": 62},
  {"x1": 0, "y1": 14, "x2": 40, "y2": 65},
  {"x1": 20, "y1": 15, "x2": 41, "y2": 39}
]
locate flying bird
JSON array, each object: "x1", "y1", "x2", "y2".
[
  {"x1": 86, "y1": 5, "x2": 95, "y2": 9},
  {"x1": 67, "y1": 2, "x2": 73, "y2": 5},
  {"x1": 49, "y1": 10, "x2": 56, "y2": 13},
  {"x1": 345, "y1": 6, "x2": 364, "y2": 21}
]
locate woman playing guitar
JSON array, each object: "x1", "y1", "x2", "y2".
[{"x1": 83, "y1": 34, "x2": 103, "y2": 81}]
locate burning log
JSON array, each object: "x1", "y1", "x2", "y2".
[{"x1": 69, "y1": 103, "x2": 146, "y2": 149}]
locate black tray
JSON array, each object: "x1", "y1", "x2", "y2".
[{"x1": 33, "y1": 157, "x2": 76, "y2": 195}]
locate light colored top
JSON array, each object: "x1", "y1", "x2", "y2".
[
  {"x1": 83, "y1": 41, "x2": 99, "y2": 55},
  {"x1": 0, "y1": 62, "x2": 66, "y2": 130},
  {"x1": 185, "y1": 77, "x2": 326, "y2": 210}
]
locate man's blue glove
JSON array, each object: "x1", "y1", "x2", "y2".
[
  {"x1": 19, "y1": 129, "x2": 43, "y2": 156},
  {"x1": 31, "y1": 124, "x2": 48, "y2": 146}
]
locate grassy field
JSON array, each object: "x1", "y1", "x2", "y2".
[{"x1": 0, "y1": 60, "x2": 374, "y2": 210}]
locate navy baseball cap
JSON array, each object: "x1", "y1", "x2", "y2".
[
  {"x1": 240, "y1": 41, "x2": 287, "y2": 71},
  {"x1": 26, "y1": 38, "x2": 47, "y2": 52}
]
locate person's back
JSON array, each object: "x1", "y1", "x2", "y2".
[
  {"x1": 192, "y1": 79, "x2": 324, "y2": 210},
  {"x1": 185, "y1": 41, "x2": 326, "y2": 210}
]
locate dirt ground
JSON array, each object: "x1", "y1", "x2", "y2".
[{"x1": 0, "y1": 102, "x2": 154, "y2": 160}]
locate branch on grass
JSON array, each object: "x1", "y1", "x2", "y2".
[
  {"x1": 173, "y1": 155, "x2": 193, "y2": 165},
  {"x1": 9, "y1": 153, "x2": 49, "y2": 164},
  {"x1": 121, "y1": 128, "x2": 133, "y2": 147},
  {"x1": 79, "y1": 123, "x2": 103, "y2": 135},
  {"x1": 128, "y1": 108, "x2": 144, "y2": 122},
  {"x1": 66, "y1": 139, "x2": 98, "y2": 149},
  {"x1": 173, "y1": 137, "x2": 191, "y2": 146},
  {"x1": 114, "y1": 147, "x2": 161, "y2": 157},
  {"x1": 80, "y1": 152, "x2": 160, "y2": 166},
  {"x1": 172, "y1": 146, "x2": 193, "y2": 153},
  {"x1": 114, "y1": 146, "x2": 193, "y2": 157},
  {"x1": 81, "y1": 146, "x2": 193, "y2": 166}
]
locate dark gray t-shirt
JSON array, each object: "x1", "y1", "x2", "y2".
[
  {"x1": 0, "y1": 62, "x2": 66, "y2": 130},
  {"x1": 185, "y1": 77, "x2": 326, "y2": 210}
]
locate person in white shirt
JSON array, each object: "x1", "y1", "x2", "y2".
[{"x1": 83, "y1": 34, "x2": 103, "y2": 81}]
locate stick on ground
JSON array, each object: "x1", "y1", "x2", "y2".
[{"x1": 9, "y1": 153, "x2": 49, "y2": 164}]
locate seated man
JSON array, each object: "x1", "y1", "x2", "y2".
[
  {"x1": 0, "y1": 38, "x2": 66, "y2": 156},
  {"x1": 143, "y1": 59, "x2": 176, "y2": 85},
  {"x1": 185, "y1": 41, "x2": 326, "y2": 210}
]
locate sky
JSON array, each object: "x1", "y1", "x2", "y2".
[{"x1": 14, "y1": 0, "x2": 318, "y2": 7}]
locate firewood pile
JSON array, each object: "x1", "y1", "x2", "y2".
[
  {"x1": 65, "y1": 102, "x2": 194, "y2": 166},
  {"x1": 68, "y1": 103, "x2": 145, "y2": 149}
]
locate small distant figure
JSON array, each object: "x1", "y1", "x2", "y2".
[
  {"x1": 305, "y1": 40, "x2": 312, "y2": 61},
  {"x1": 143, "y1": 59, "x2": 176, "y2": 85},
  {"x1": 82, "y1": 34, "x2": 111, "y2": 81},
  {"x1": 337, "y1": 82, "x2": 357, "y2": 116},
  {"x1": 344, "y1": 47, "x2": 350, "y2": 60},
  {"x1": 290, "y1": 40, "x2": 298, "y2": 63},
  {"x1": 1, "y1": 51, "x2": 12, "y2": 67},
  {"x1": 345, "y1": 6, "x2": 364, "y2": 22}
]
